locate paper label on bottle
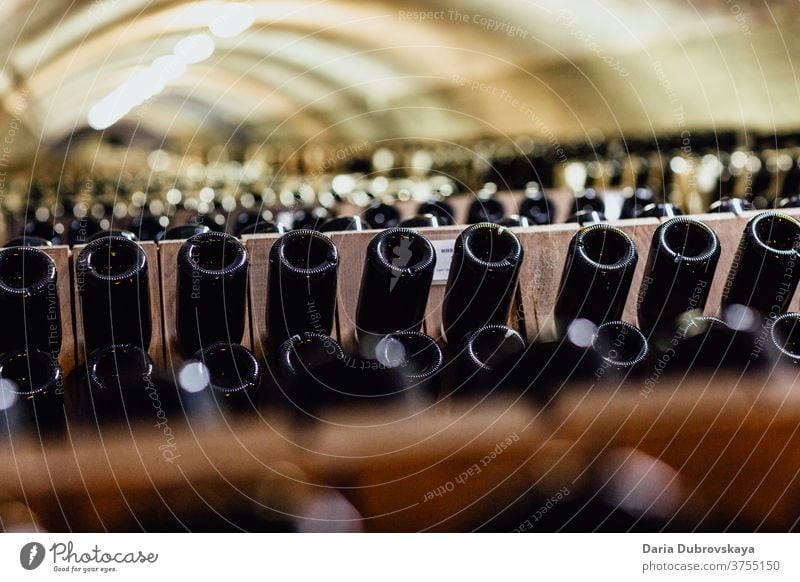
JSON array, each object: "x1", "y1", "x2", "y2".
[{"x1": 431, "y1": 239, "x2": 456, "y2": 284}]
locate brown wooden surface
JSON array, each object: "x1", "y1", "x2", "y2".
[
  {"x1": 2, "y1": 369, "x2": 800, "y2": 531},
  {"x1": 41, "y1": 245, "x2": 75, "y2": 378},
  {"x1": 242, "y1": 233, "x2": 281, "y2": 361}
]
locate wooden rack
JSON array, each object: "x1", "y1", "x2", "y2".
[{"x1": 3, "y1": 196, "x2": 800, "y2": 531}]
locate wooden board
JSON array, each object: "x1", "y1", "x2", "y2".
[
  {"x1": 41, "y1": 245, "x2": 76, "y2": 379},
  {"x1": 242, "y1": 233, "x2": 281, "y2": 361}
]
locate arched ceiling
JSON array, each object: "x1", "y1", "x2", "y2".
[{"x1": 2, "y1": 0, "x2": 800, "y2": 154}]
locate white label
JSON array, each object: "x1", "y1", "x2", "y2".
[{"x1": 431, "y1": 239, "x2": 456, "y2": 284}]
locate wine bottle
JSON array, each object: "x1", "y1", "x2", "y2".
[
  {"x1": 86, "y1": 229, "x2": 137, "y2": 242},
  {"x1": 0, "y1": 349, "x2": 63, "y2": 434},
  {"x1": 418, "y1": 201, "x2": 455, "y2": 226},
  {"x1": 156, "y1": 223, "x2": 210, "y2": 241},
  {"x1": 555, "y1": 224, "x2": 637, "y2": 333},
  {"x1": 400, "y1": 214, "x2": 440, "y2": 228},
  {"x1": 292, "y1": 207, "x2": 330, "y2": 230},
  {"x1": 590, "y1": 320, "x2": 649, "y2": 380},
  {"x1": 4, "y1": 236, "x2": 52, "y2": 248},
  {"x1": 640, "y1": 202, "x2": 683, "y2": 219},
  {"x1": 267, "y1": 229, "x2": 339, "y2": 348},
  {"x1": 767, "y1": 312, "x2": 800, "y2": 366},
  {"x1": 276, "y1": 332, "x2": 345, "y2": 414},
  {"x1": 663, "y1": 307, "x2": 762, "y2": 375},
  {"x1": 0, "y1": 246, "x2": 60, "y2": 353},
  {"x1": 82, "y1": 344, "x2": 155, "y2": 422},
  {"x1": 454, "y1": 324, "x2": 525, "y2": 397},
  {"x1": 371, "y1": 330, "x2": 443, "y2": 400},
  {"x1": 363, "y1": 202, "x2": 400, "y2": 229},
  {"x1": 574, "y1": 188, "x2": 605, "y2": 214},
  {"x1": 620, "y1": 187, "x2": 655, "y2": 219},
  {"x1": 497, "y1": 215, "x2": 531, "y2": 228},
  {"x1": 23, "y1": 219, "x2": 62, "y2": 245},
  {"x1": 69, "y1": 216, "x2": 102, "y2": 245},
  {"x1": 355, "y1": 228, "x2": 435, "y2": 355},
  {"x1": 319, "y1": 216, "x2": 368, "y2": 232},
  {"x1": 442, "y1": 223, "x2": 523, "y2": 345},
  {"x1": 518, "y1": 183, "x2": 553, "y2": 225},
  {"x1": 566, "y1": 210, "x2": 606, "y2": 225},
  {"x1": 189, "y1": 342, "x2": 261, "y2": 413},
  {"x1": 348, "y1": 330, "x2": 443, "y2": 408},
  {"x1": 128, "y1": 213, "x2": 164, "y2": 241},
  {"x1": 238, "y1": 221, "x2": 286, "y2": 236},
  {"x1": 176, "y1": 232, "x2": 248, "y2": 357},
  {"x1": 708, "y1": 197, "x2": 752, "y2": 214},
  {"x1": 76, "y1": 235, "x2": 151, "y2": 352},
  {"x1": 721, "y1": 211, "x2": 800, "y2": 317},
  {"x1": 637, "y1": 217, "x2": 720, "y2": 335},
  {"x1": 467, "y1": 196, "x2": 505, "y2": 224}
]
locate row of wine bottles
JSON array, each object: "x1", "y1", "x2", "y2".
[{"x1": 2, "y1": 209, "x2": 800, "y2": 434}]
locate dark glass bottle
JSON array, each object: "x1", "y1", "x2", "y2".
[
  {"x1": 664, "y1": 308, "x2": 762, "y2": 375},
  {"x1": 190, "y1": 342, "x2": 261, "y2": 413},
  {"x1": 292, "y1": 207, "x2": 330, "y2": 230},
  {"x1": 620, "y1": 187, "x2": 655, "y2": 219},
  {"x1": 519, "y1": 184, "x2": 553, "y2": 225},
  {"x1": 276, "y1": 332, "x2": 345, "y2": 414},
  {"x1": 363, "y1": 202, "x2": 400, "y2": 229},
  {"x1": 767, "y1": 312, "x2": 800, "y2": 366},
  {"x1": 780, "y1": 157, "x2": 800, "y2": 198},
  {"x1": 528, "y1": 322, "x2": 647, "y2": 394},
  {"x1": 69, "y1": 217, "x2": 103, "y2": 245},
  {"x1": 238, "y1": 221, "x2": 286, "y2": 236},
  {"x1": 566, "y1": 210, "x2": 606, "y2": 225},
  {"x1": 0, "y1": 349, "x2": 63, "y2": 434},
  {"x1": 454, "y1": 324, "x2": 525, "y2": 396},
  {"x1": 637, "y1": 217, "x2": 720, "y2": 336},
  {"x1": 355, "y1": 228, "x2": 435, "y2": 355},
  {"x1": 319, "y1": 216, "x2": 368, "y2": 233},
  {"x1": 4, "y1": 236, "x2": 52, "y2": 248},
  {"x1": 779, "y1": 194, "x2": 800, "y2": 209},
  {"x1": 467, "y1": 197, "x2": 505, "y2": 224},
  {"x1": 400, "y1": 214, "x2": 440, "y2": 228},
  {"x1": 371, "y1": 330, "x2": 443, "y2": 400},
  {"x1": 77, "y1": 235, "x2": 151, "y2": 352},
  {"x1": 590, "y1": 320, "x2": 649, "y2": 381},
  {"x1": 441, "y1": 223, "x2": 523, "y2": 345},
  {"x1": 574, "y1": 188, "x2": 605, "y2": 214},
  {"x1": 348, "y1": 331, "x2": 443, "y2": 408},
  {"x1": 82, "y1": 344, "x2": 155, "y2": 422},
  {"x1": 708, "y1": 197, "x2": 752, "y2": 214},
  {"x1": 418, "y1": 201, "x2": 455, "y2": 226},
  {"x1": 0, "y1": 246, "x2": 60, "y2": 353},
  {"x1": 721, "y1": 211, "x2": 800, "y2": 317},
  {"x1": 156, "y1": 224, "x2": 210, "y2": 241},
  {"x1": 176, "y1": 232, "x2": 248, "y2": 357},
  {"x1": 267, "y1": 229, "x2": 339, "y2": 348},
  {"x1": 555, "y1": 224, "x2": 638, "y2": 332},
  {"x1": 128, "y1": 213, "x2": 164, "y2": 241},
  {"x1": 640, "y1": 202, "x2": 683, "y2": 219},
  {"x1": 23, "y1": 220, "x2": 62, "y2": 245},
  {"x1": 497, "y1": 215, "x2": 531, "y2": 228},
  {"x1": 86, "y1": 229, "x2": 138, "y2": 242}
]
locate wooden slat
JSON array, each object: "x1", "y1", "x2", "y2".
[
  {"x1": 41, "y1": 245, "x2": 75, "y2": 378},
  {"x1": 242, "y1": 233, "x2": 281, "y2": 361}
]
